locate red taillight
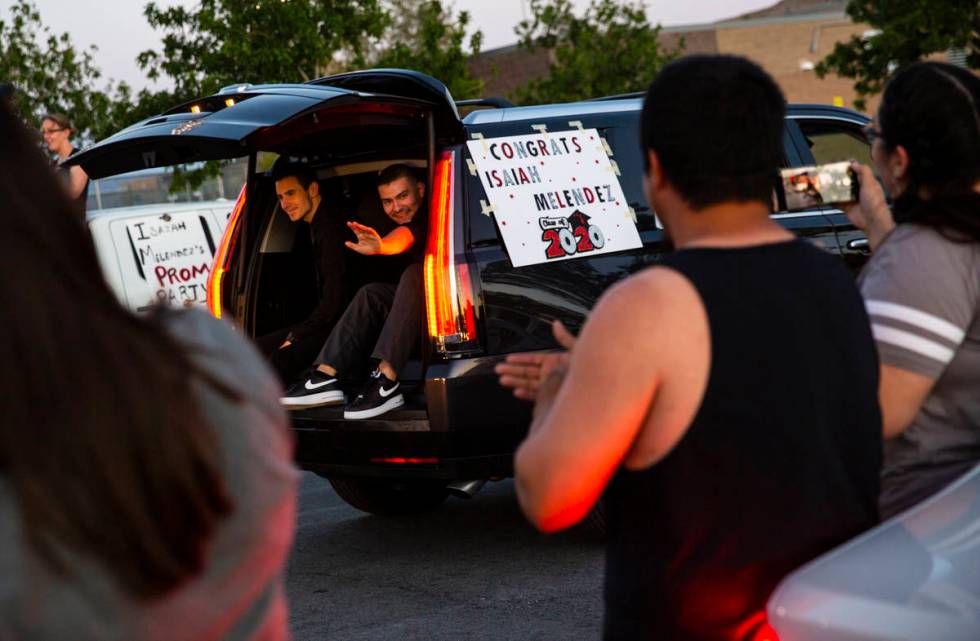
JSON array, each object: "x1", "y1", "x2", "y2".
[
  {"x1": 737, "y1": 613, "x2": 781, "y2": 641},
  {"x1": 423, "y1": 150, "x2": 479, "y2": 353},
  {"x1": 369, "y1": 457, "x2": 440, "y2": 465},
  {"x1": 207, "y1": 185, "x2": 247, "y2": 319}
]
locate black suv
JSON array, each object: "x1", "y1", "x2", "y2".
[{"x1": 73, "y1": 69, "x2": 872, "y2": 515}]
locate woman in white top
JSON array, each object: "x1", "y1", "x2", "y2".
[
  {"x1": 846, "y1": 61, "x2": 980, "y2": 519},
  {"x1": 0, "y1": 101, "x2": 298, "y2": 640}
]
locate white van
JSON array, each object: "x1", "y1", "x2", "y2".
[{"x1": 87, "y1": 201, "x2": 233, "y2": 312}]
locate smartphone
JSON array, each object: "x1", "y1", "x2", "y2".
[{"x1": 776, "y1": 161, "x2": 858, "y2": 212}]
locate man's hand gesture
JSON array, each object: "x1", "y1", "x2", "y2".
[
  {"x1": 345, "y1": 221, "x2": 383, "y2": 255},
  {"x1": 495, "y1": 320, "x2": 577, "y2": 403}
]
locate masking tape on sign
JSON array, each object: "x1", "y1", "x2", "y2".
[
  {"x1": 470, "y1": 131, "x2": 489, "y2": 152},
  {"x1": 568, "y1": 120, "x2": 584, "y2": 130},
  {"x1": 480, "y1": 199, "x2": 496, "y2": 217},
  {"x1": 466, "y1": 158, "x2": 478, "y2": 176},
  {"x1": 530, "y1": 123, "x2": 549, "y2": 137},
  {"x1": 601, "y1": 138, "x2": 613, "y2": 156},
  {"x1": 606, "y1": 159, "x2": 621, "y2": 176},
  {"x1": 627, "y1": 207, "x2": 637, "y2": 223}
]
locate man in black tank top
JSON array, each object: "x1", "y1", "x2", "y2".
[{"x1": 497, "y1": 56, "x2": 881, "y2": 641}]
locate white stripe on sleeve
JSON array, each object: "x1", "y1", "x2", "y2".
[
  {"x1": 872, "y1": 323, "x2": 956, "y2": 365},
  {"x1": 865, "y1": 300, "x2": 966, "y2": 344}
]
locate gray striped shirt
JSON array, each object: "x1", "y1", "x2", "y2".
[{"x1": 859, "y1": 223, "x2": 980, "y2": 517}]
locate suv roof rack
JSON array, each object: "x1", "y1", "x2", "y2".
[
  {"x1": 455, "y1": 97, "x2": 515, "y2": 109},
  {"x1": 590, "y1": 91, "x2": 645, "y2": 102}
]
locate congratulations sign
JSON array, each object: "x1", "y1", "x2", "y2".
[{"x1": 467, "y1": 129, "x2": 641, "y2": 267}]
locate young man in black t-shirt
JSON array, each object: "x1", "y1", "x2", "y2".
[
  {"x1": 496, "y1": 56, "x2": 882, "y2": 641},
  {"x1": 255, "y1": 161, "x2": 351, "y2": 384},
  {"x1": 281, "y1": 164, "x2": 427, "y2": 420}
]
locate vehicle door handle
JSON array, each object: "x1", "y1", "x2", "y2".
[{"x1": 846, "y1": 237, "x2": 870, "y2": 251}]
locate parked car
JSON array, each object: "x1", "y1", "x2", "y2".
[
  {"x1": 69, "y1": 70, "x2": 872, "y2": 515},
  {"x1": 770, "y1": 462, "x2": 980, "y2": 641},
  {"x1": 87, "y1": 201, "x2": 233, "y2": 312}
]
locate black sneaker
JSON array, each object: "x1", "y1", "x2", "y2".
[
  {"x1": 343, "y1": 370, "x2": 404, "y2": 419},
  {"x1": 280, "y1": 369, "x2": 346, "y2": 409}
]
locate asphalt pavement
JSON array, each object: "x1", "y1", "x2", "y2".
[{"x1": 286, "y1": 472, "x2": 605, "y2": 641}]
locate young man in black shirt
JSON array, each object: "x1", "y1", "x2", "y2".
[
  {"x1": 497, "y1": 56, "x2": 882, "y2": 641},
  {"x1": 281, "y1": 164, "x2": 427, "y2": 420},
  {"x1": 255, "y1": 161, "x2": 350, "y2": 384}
]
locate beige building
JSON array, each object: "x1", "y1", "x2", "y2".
[{"x1": 469, "y1": 0, "x2": 897, "y2": 114}]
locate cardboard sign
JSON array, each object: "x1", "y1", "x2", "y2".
[
  {"x1": 124, "y1": 210, "x2": 216, "y2": 309},
  {"x1": 466, "y1": 129, "x2": 641, "y2": 267}
]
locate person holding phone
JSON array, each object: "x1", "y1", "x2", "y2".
[{"x1": 845, "y1": 61, "x2": 980, "y2": 519}]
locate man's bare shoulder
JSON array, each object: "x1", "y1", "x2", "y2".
[
  {"x1": 583, "y1": 264, "x2": 706, "y2": 359},
  {"x1": 599, "y1": 264, "x2": 701, "y2": 317}
]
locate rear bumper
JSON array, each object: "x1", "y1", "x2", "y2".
[{"x1": 290, "y1": 354, "x2": 531, "y2": 480}]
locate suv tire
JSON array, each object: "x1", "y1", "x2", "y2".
[{"x1": 328, "y1": 477, "x2": 450, "y2": 515}]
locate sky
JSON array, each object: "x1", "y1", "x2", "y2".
[{"x1": 4, "y1": 0, "x2": 776, "y2": 91}]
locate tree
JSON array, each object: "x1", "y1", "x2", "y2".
[
  {"x1": 816, "y1": 0, "x2": 980, "y2": 111},
  {"x1": 513, "y1": 0, "x2": 682, "y2": 105},
  {"x1": 137, "y1": 0, "x2": 388, "y2": 99},
  {"x1": 0, "y1": 0, "x2": 130, "y2": 142},
  {"x1": 370, "y1": 0, "x2": 484, "y2": 100}
]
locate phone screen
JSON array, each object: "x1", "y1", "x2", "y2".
[{"x1": 777, "y1": 161, "x2": 857, "y2": 212}]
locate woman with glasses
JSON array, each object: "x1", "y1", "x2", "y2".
[
  {"x1": 41, "y1": 112, "x2": 89, "y2": 214},
  {"x1": 847, "y1": 61, "x2": 980, "y2": 519}
]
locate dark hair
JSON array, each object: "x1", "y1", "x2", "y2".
[
  {"x1": 270, "y1": 159, "x2": 317, "y2": 189},
  {"x1": 0, "y1": 102, "x2": 233, "y2": 600},
  {"x1": 377, "y1": 163, "x2": 421, "y2": 187},
  {"x1": 41, "y1": 112, "x2": 73, "y2": 132},
  {"x1": 641, "y1": 55, "x2": 785, "y2": 210},
  {"x1": 878, "y1": 61, "x2": 980, "y2": 243}
]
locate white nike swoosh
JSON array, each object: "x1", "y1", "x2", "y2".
[
  {"x1": 305, "y1": 378, "x2": 336, "y2": 390},
  {"x1": 379, "y1": 382, "x2": 400, "y2": 398}
]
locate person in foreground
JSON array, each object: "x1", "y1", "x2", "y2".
[
  {"x1": 497, "y1": 55, "x2": 882, "y2": 641},
  {"x1": 0, "y1": 103, "x2": 298, "y2": 640},
  {"x1": 846, "y1": 61, "x2": 980, "y2": 519}
]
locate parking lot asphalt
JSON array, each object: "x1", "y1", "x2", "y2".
[{"x1": 286, "y1": 472, "x2": 605, "y2": 641}]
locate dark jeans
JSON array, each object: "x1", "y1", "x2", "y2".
[
  {"x1": 316, "y1": 264, "x2": 422, "y2": 378},
  {"x1": 255, "y1": 327, "x2": 331, "y2": 386}
]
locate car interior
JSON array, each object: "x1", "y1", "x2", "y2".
[{"x1": 248, "y1": 149, "x2": 431, "y2": 388}]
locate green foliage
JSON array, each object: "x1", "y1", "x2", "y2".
[
  {"x1": 514, "y1": 0, "x2": 682, "y2": 105},
  {"x1": 0, "y1": 0, "x2": 129, "y2": 142},
  {"x1": 371, "y1": 0, "x2": 484, "y2": 99},
  {"x1": 816, "y1": 0, "x2": 980, "y2": 111},
  {"x1": 137, "y1": 0, "x2": 388, "y2": 97}
]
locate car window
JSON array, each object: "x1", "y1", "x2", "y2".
[{"x1": 798, "y1": 120, "x2": 871, "y2": 167}]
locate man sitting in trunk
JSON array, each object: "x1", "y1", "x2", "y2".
[
  {"x1": 255, "y1": 161, "x2": 351, "y2": 385},
  {"x1": 281, "y1": 163, "x2": 427, "y2": 420}
]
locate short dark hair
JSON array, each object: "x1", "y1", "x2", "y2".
[
  {"x1": 41, "y1": 112, "x2": 73, "y2": 133},
  {"x1": 270, "y1": 159, "x2": 317, "y2": 189},
  {"x1": 377, "y1": 163, "x2": 421, "y2": 188},
  {"x1": 641, "y1": 55, "x2": 785, "y2": 210}
]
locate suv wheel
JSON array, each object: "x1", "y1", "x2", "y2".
[{"x1": 328, "y1": 477, "x2": 450, "y2": 515}]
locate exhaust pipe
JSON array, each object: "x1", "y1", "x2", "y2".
[{"x1": 446, "y1": 479, "x2": 486, "y2": 499}]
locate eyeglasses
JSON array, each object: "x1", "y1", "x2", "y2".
[
  {"x1": 41, "y1": 127, "x2": 67, "y2": 135},
  {"x1": 862, "y1": 124, "x2": 883, "y2": 145}
]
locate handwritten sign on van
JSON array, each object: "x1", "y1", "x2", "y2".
[
  {"x1": 125, "y1": 211, "x2": 216, "y2": 309},
  {"x1": 466, "y1": 129, "x2": 641, "y2": 267}
]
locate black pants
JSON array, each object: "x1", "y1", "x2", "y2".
[
  {"x1": 316, "y1": 264, "x2": 422, "y2": 378},
  {"x1": 255, "y1": 327, "x2": 331, "y2": 386}
]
